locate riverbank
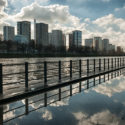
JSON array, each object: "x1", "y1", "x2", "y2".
[{"x1": 0, "y1": 53, "x2": 124, "y2": 58}]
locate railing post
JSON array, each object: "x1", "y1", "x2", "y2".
[
  {"x1": 120, "y1": 58, "x2": 122, "y2": 75},
  {"x1": 112, "y1": 58, "x2": 113, "y2": 69},
  {"x1": 25, "y1": 62, "x2": 28, "y2": 89},
  {"x1": 70, "y1": 60, "x2": 72, "y2": 96},
  {"x1": 115, "y1": 58, "x2": 116, "y2": 69},
  {"x1": 87, "y1": 80, "x2": 89, "y2": 89},
  {"x1": 70, "y1": 60, "x2": 72, "y2": 79},
  {"x1": 108, "y1": 58, "x2": 109, "y2": 70},
  {"x1": 79, "y1": 82, "x2": 81, "y2": 92},
  {"x1": 111, "y1": 58, "x2": 113, "y2": 78},
  {"x1": 87, "y1": 59, "x2": 89, "y2": 76},
  {"x1": 122, "y1": 57, "x2": 124, "y2": 67},
  {"x1": 44, "y1": 61, "x2": 47, "y2": 86},
  {"x1": 59, "y1": 88, "x2": 61, "y2": 101},
  {"x1": 123, "y1": 57, "x2": 125, "y2": 67},
  {"x1": 93, "y1": 77, "x2": 95, "y2": 86},
  {"x1": 103, "y1": 58, "x2": 105, "y2": 82},
  {"x1": 108, "y1": 58, "x2": 109, "y2": 80},
  {"x1": 79, "y1": 59, "x2": 81, "y2": 77},
  {"x1": 118, "y1": 58, "x2": 120, "y2": 68},
  {"x1": 99, "y1": 59, "x2": 101, "y2": 84},
  {"x1": 117, "y1": 58, "x2": 119, "y2": 76},
  {"x1": 94, "y1": 59, "x2": 95, "y2": 73},
  {"x1": 104, "y1": 58, "x2": 105, "y2": 71},
  {"x1": 99, "y1": 75, "x2": 101, "y2": 84},
  {"x1": 120, "y1": 58, "x2": 121, "y2": 67},
  {"x1": 44, "y1": 93, "x2": 47, "y2": 107},
  {"x1": 25, "y1": 99, "x2": 29, "y2": 115},
  {"x1": 0, "y1": 64, "x2": 3, "y2": 94},
  {"x1": 99, "y1": 59, "x2": 101, "y2": 72},
  {"x1": 59, "y1": 61, "x2": 61, "y2": 81},
  {"x1": 115, "y1": 58, "x2": 116, "y2": 77}
]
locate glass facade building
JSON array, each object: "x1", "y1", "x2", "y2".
[{"x1": 72, "y1": 30, "x2": 82, "y2": 47}]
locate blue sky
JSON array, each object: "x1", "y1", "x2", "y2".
[
  {"x1": 0, "y1": 0, "x2": 125, "y2": 48},
  {"x1": 6, "y1": 0, "x2": 125, "y2": 19}
]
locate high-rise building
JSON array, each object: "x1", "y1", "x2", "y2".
[
  {"x1": 48, "y1": 32, "x2": 53, "y2": 45},
  {"x1": 17, "y1": 21, "x2": 31, "y2": 42},
  {"x1": 117, "y1": 46, "x2": 123, "y2": 53},
  {"x1": 3, "y1": 26, "x2": 15, "y2": 41},
  {"x1": 51, "y1": 30, "x2": 63, "y2": 47},
  {"x1": 0, "y1": 34, "x2": 3, "y2": 41},
  {"x1": 102, "y1": 39, "x2": 109, "y2": 51},
  {"x1": 36, "y1": 23, "x2": 48, "y2": 46},
  {"x1": 34, "y1": 19, "x2": 36, "y2": 45},
  {"x1": 69, "y1": 33, "x2": 73, "y2": 49},
  {"x1": 85, "y1": 38, "x2": 93, "y2": 48},
  {"x1": 93, "y1": 37, "x2": 103, "y2": 51},
  {"x1": 62, "y1": 33, "x2": 66, "y2": 47},
  {"x1": 72, "y1": 30, "x2": 82, "y2": 47},
  {"x1": 107, "y1": 44, "x2": 115, "y2": 52}
]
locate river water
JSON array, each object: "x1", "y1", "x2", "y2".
[
  {"x1": 0, "y1": 75, "x2": 125, "y2": 125},
  {"x1": 0, "y1": 57, "x2": 125, "y2": 125}
]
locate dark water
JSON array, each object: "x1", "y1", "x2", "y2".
[{"x1": 1, "y1": 74, "x2": 125, "y2": 125}]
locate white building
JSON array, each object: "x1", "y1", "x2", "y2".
[
  {"x1": 3, "y1": 26, "x2": 15, "y2": 41},
  {"x1": 85, "y1": 38, "x2": 93, "y2": 48},
  {"x1": 102, "y1": 39, "x2": 109, "y2": 51},
  {"x1": 51, "y1": 30, "x2": 63, "y2": 47},
  {"x1": 93, "y1": 37, "x2": 103, "y2": 51},
  {"x1": 0, "y1": 34, "x2": 3, "y2": 41}
]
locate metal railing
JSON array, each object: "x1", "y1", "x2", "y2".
[
  {"x1": 0, "y1": 69, "x2": 125, "y2": 124},
  {"x1": 0, "y1": 57, "x2": 125, "y2": 95}
]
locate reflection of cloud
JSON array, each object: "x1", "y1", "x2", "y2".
[
  {"x1": 3, "y1": 105, "x2": 16, "y2": 121},
  {"x1": 41, "y1": 109, "x2": 52, "y2": 121},
  {"x1": 73, "y1": 110, "x2": 122, "y2": 125},
  {"x1": 50, "y1": 99, "x2": 69, "y2": 107},
  {"x1": 93, "y1": 77, "x2": 125, "y2": 97}
]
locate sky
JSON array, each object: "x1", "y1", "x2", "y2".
[{"x1": 0, "y1": 0, "x2": 125, "y2": 48}]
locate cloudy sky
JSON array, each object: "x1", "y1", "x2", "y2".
[{"x1": 0, "y1": 0, "x2": 125, "y2": 47}]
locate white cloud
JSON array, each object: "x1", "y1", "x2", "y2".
[
  {"x1": 93, "y1": 77, "x2": 125, "y2": 97},
  {"x1": 15, "y1": 2, "x2": 80, "y2": 27},
  {"x1": 0, "y1": 0, "x2": 8, "y2": 18},
  {"x1": 41, "y1": 109, "x2": 53, "y2": 120},
  {"x1": 0, "y1": 1, "x2": 125, "y2": 49},
  {"x1": 73, "y1": 110, "x2": 122, "y2": 125},
  {"x1": 101, "y1": 0, "x2": 110, "y2": 2},
  {"x1": 91, "y1": 14, "x2": 125, "y2": 48},
  {"x1": 114, "y1": 5, "x2": 125, "y2": 12}
]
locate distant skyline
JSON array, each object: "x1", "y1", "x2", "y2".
[{"x1": 0, "y1": 0, "x2": 125, "y2": 48}]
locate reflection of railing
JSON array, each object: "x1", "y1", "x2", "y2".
[
  {"x1": 0, "y1": 69, "x2": 124, "y2": 125},
  {"x1": 0, "y1": 58, "x2": 125, "y2": 97}
]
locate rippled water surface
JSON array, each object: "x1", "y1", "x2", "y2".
[
  {"x1": 0, "y1": 57, "x2": 125, "y2": 125},
  {"x1": 0, "y1": 75, "x2": 125, "y2": 125}
]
